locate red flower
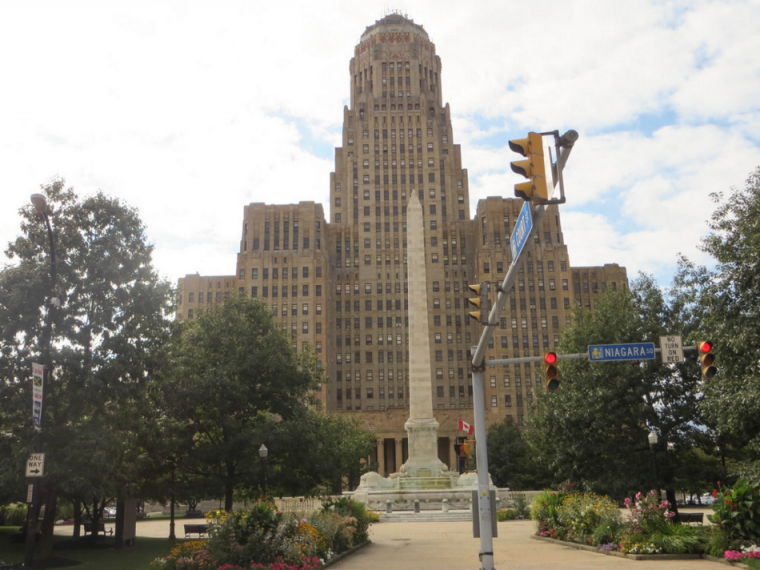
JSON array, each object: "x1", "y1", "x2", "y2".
[
  {"x1": 717, "y1": 480, "x2": 721, "y2": 486},
  {"x1": 712, "y1": 489, "x2": 718, "y2": 498},
  {"x1": 725, "y1": 498, "x2": 731, "y2": 503}
]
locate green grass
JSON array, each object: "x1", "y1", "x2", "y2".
[{"x1": 0, "y1": 526, "x2": 185, "y2": 570}]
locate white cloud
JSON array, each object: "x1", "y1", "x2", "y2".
[{"x1": 0, "y1": 0, "x2": 758, "y2": 291}]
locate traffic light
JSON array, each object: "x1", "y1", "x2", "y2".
[
  {"x1": 698, "y1": 341, "x2": 717, "y2": 379},
  {"x1": 509, "y1": 132, "x2": 548, "y2": 202},
  {"x1": 544, "y1": 352, "x2": 560, "y2": 392},
  {"x1": 467, "y1": 282, "x2": 490, "y2": 323}
]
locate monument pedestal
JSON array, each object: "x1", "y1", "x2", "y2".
[{"x1": 400, "y1": 418, "x2": 449, "y2": 478}]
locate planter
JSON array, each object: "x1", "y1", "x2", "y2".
[{"x1": 320, "y1": 540, "x2": 371, "y2": 569}]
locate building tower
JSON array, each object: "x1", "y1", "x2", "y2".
[{"x1": 327, "y1": 13, "x2": 474, "y2": 415}]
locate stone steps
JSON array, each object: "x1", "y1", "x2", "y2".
[{"x1": 379, "y1": 510, "x2": 473, "y2": 523}]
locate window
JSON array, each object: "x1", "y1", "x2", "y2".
[{"x1": 302, "y1": 303, "x2": 309, "y2": 315}]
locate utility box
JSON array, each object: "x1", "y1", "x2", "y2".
[{"x1": 471, "y1": 490, "x2": 498, "y2": 538}]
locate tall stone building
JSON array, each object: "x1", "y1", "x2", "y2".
[{"x1": 176, "y1": 14, "x2": 627, "y2": 476}]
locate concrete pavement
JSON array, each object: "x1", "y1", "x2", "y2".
[{"x1": 54, "y1": 518, "x2": 727, "y2": 569}]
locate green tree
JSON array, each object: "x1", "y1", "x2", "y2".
[
  {"x1": 487, "y1": 417, "x2": 549, "y2": 490},
  {"x1": 527, "y1": 275, "x2": 706, "y2": 503},
  {"x1": 675, "y1": 167, "x2": 760, "y2": 483},
  {"x1": 164, "y1": 294, "x2": 321, "y2": 510},
  {"x1": 0, "y1": 179, "x2": 174, "y2": 554}
]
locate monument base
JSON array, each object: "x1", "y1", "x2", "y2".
[{"x1": 351, "y1": 470, "x2": 498, "y2": 511}]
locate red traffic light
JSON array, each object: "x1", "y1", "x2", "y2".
[
  {"x1": 545, "y1": 352, "x2": 557, "y2": 364},
  {"x1": 699, "y1": 341, "x2": 713, "y2": 353}
]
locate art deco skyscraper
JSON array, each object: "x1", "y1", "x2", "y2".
[{"x1": 327, "y1": 14, "x2": 475, "y2": 413}]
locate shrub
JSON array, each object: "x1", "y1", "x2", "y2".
[
  {"x1": 623, "y1": 490, "x2": 673, "y2": 535},
  {"x1": 556, "y1": 493, "x2": 621, "y2": 544},
  {"x1": 645, "y1": 521, "x2": 706, "y2": 554},
  {"x1": 591, "y1": 517, "x2": 626, "y2": 546},
  {"x1": 512, "y1": 493, "x2": 531, "y2": 519},
  {"x1": 0, "y1": 504, "x2": 27, "y2": 526},
  {"x1": 322, "y1": 497, "x2": 372, "y2": 544},
  {"x1": 150, "y1": 540, "x2": 215, "y2": 570},
  {"x1": 530, "y1": 489, "x2": 567, "y2": 530},
  {"x1": 497, "y1": 509, "x2": 519, "y2": 521},
  {"x1": 709, "y1": 479, "x2": 760, "y2": 541}
]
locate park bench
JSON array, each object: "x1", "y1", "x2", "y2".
[
  {"x1": 184, "y1": 523, "x2": 208, "y2": 538},
  {"x1": 678, "y1": 512, "x2": 703, "y2": 524},
  {"x1": 83, "y1": 521, "x2": 113, "y2": 536}
]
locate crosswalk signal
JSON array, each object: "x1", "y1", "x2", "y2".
[
  {"x1": 544, "y1": 352, "x2": 560, "y2": 392},
  {"x1": 698, "y1": 341, "x2": 717, "y2": 379},
  {"x1": 509, "y1": 132, "x2": 548, "y2": 202},
  {"x1": 467, "y1": 282, "x2": 490, "y2": 324}
]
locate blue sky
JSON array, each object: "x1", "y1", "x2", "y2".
[{"x1": 1, "y1": 0, "x2": 758, "y2": 290}]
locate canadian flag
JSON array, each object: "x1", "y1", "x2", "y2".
[{"x1": 458, "y1": 418, "x2": 474, "y2": 434}]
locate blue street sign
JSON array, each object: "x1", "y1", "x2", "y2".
[
  {"x1": 588, "y1": 342, "x2": 656, "y2": 362},
  {"x1": 510, "y1": 201, "x2": 533, "y2": 261}
]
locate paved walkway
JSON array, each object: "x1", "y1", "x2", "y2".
[{"x1": 54, "y1": 518, "x2": 726, "y2": 569}]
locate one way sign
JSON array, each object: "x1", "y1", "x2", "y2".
[{"x1": 26, "y1": 453, "x2": 45, "y2": 477}]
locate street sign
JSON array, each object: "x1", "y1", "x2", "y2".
[
  {"x1": 32, "y1": 363, "x2": 44, "y2": 432},
  {"x1": 660, "y1": 335, "x2": 684, "y2": 364},
  {"x1": 510, "y1": 201, "x2": 533, "y2": 261},
  {"x1": 589, "y1": 342, "x2": 656, "y2": 362},
  {"x1": 26, "y1": 453, "x2": 45, "y2": 477},
  {"x1": 27, "y1": 484, "x2": 34, "y2": 503}
]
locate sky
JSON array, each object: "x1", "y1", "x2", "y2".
[{"x1": 2, "y1": 0, "x2": 758, "y2": 290}]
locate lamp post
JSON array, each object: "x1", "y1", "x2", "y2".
[
  {"x1": 648, "y1": 431, "x2": 660, "y2": 501},
  {"x1": 24, "y1": 193, "x2": 58, "y2": 568},
  {"x1": 259, "y1": 444, "x2": 268, "y2": 500}
]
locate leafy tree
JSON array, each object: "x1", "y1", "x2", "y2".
[
  {"x1": 0, "y1": 179, "x2": 174, "y2": 554},
  {"x1": 675, "y1": 167, "x2": 760, "y2": 482},
  {"x1": 487, "y1": 417, "x2": 549, "y2": 490},
  {"x1": 164, "y1": 294, "x2": 321, "y2": 510},
  {"x1": 527, "y1": 276, "x2": 706, "y2": 503}
]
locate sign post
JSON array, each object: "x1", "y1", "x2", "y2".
[
  {"x1": 659, "y1": 335, "x2": 684, "y2": 364},
  {"x1": 26, "y1": 453, "x2": 45, "y2": 478}
]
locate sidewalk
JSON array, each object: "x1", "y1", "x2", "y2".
[{"x1": 54, "y1": 518, "x2": 727, "y2": 569}]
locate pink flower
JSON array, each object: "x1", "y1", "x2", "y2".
[
  {"x1": 666, "y1": 512, "x2": 676, "y2": 518},
  {"x1": 650, "y1": 489, "x2": 656, "y2": 495},
  {"x1": 635, "y1": 492, "x2": 642, "y2": 500}
]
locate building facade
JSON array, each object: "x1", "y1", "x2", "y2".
[{"x1": 176, "y1": 14, "x2": 628, "y2": 476}]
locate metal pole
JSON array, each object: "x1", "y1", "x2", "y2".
[
  {"x1": 169, "y1": 465, "x2": 176, "y2": 540},
  {"x1": 263, "y1": 456, "x2": 268, "y2": 500},
  {"x1": 471, "y1": 369, "x2": 495, "y2": 570},
  {"x1": 25, "y1": 208, "x2": 57, "y2": 568}
]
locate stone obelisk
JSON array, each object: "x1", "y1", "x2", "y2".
[{"x1": 400, "y1": 192, "x2": 448, "y2": 478}]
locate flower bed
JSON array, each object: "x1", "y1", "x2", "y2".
[
  {"x1": 151, "y1": 498, "x2": 374, "y2": 570},
  {"x1": 531, "y1": 480, "x2": 760, "y2": 563}
]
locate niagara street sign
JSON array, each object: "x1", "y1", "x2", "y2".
[{"x1": 588, "y1": 342, "x2": 656, "y2": 362}]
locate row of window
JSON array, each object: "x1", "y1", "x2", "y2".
[
  {"x1": 250, "y1": 285, "x2": 317, "y2": 298},
  {"x1": 186, "y1": 291, "x2": 229, "y2": 303},
  {"x1": 241, "y1": 266, "x2": 321, "y2": 280}
]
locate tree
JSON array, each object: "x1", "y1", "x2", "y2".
[
  {"x1": 164, "y1": 294, "x2": 321, "y2": 510},
  {"x1": 487, "y1": 417, "x2": 549, "y2": 490},
  {"x1": 527, "y1": 275, "x2": 707, "y2": 503},
  {"x1": 0, "y1": 179, "x2": 174, "y2": 555},
  {"x1": 675, "y1": 166, "x2": 760, "y2": 483}
]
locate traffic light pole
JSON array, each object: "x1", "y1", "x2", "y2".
[{"x1": 469, "y1": 203, "x2": 547, "y2": 570}]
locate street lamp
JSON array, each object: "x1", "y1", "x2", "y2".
[
  {"x1": 259, "y1": 444, "x2": 268, "y2": 500},
  {"x1": 648, "y1": 431, "x2": 660, "y2": 501},
  {"x1": 25, "y1": 193, "x2": 58, "y2": 567}
]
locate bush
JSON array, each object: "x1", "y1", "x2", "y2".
[
  {"x1": 591, "y1": 517, "x2": 626, "y2": 546},
  {"x1": 322, "y1": 497, "x2": 372, "y2": 544},
  {"x1": 0, "y1": 504, "x2": 27, "y2": 526},
  {"x1": 530, "y1": 490, "x2": 567, "y2": 530},
  {"x1": 512, "y1": 493, "x2": 531, "y2": 519},
  {"x1": 497, "y1": 509, "x2": 519, "y2": 521},
  {"x1": 646, "y1": 521, "x2": 706, "y2": 554},
  {"x1": 623, "y1": 490, "x2": 673, "y2": 535},
  {"x1": 709, "y1": 479, "x2": 760, "y2": 541},
  {"x1": 556, "y1": 493, "x2": 621, "y2": 544}
]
